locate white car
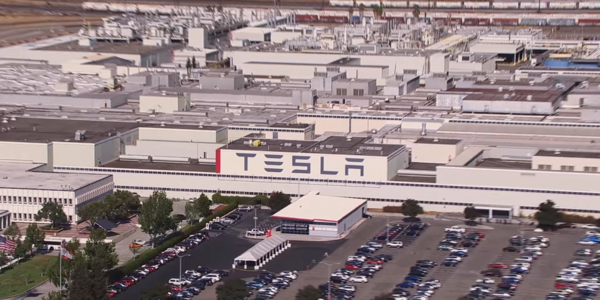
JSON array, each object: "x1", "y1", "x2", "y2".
[
  {"x1": 582, "y1": 224, "x2": 600, "y2": 230},
  {"x1": 365, "y1": 264, "x2": 382, "y2": 270},
  {"x1": 349, "y1": 276, "x2": 368, "y2": 283},
  {"x1": 348, "y1": 256, "x2": 366, "y2": 262},
  {"x1": 562, "y1": 268, "x2": 582, "y2": 273},
  {"x1": 420, "y1": 281, "x2": 442, "y2": 288},
  {"x1": 491, "y1": 292, "x2": 512, "y2": 298},
  {"x1": 331, "y1": 273, "x2": 350, "y2": 280},
  {"x1": 184, "y1": 270, "x2": 201, "y2": 277},
  {"x1": 279, "y1": 271, "x2": 297, "y2": 280},
  {"x1": 525, "y1": 246, "x2": 542, "y2": 251},
  {"x1": 514, "y1": 257, "x2": 533, "y2": 262},
  {"x1": 446, "y1": 256, "x2": 462, "y2": 262},
  {"x1": 367, "y1": 242, "x2": 383, "y2": 249},
  {"x1": 359, "y1": 245, "x2": 377, "y2": 252},
  {"x1": 168, "y1": 278, "x2": 190, "y2": 286},
  {"x1": 258, "y1": 287, "x2": 277, "y2": 296},
  {"x1": 586, "y1": 231, "x2": 600, "y2": 236},
  {"x1": 476, "y1": 278, "x2": 495, "y2": 284},
  {"x1": 246, "y1": 229, "x2": 266, "y2": 236},
  {"x1": 387, "y1": 241, "x2": 404, "y2": 248},
  {"x1": 445, "y1": 226, "x2": 466, "y2": 233},
  {"x1": 510, "y1": 265, "x2": 529, "y2": 270},
  {"x1": 504, "y1": 275, "x2": 523, "y2": 280},
  {"x1": 201, "y1": 273, "x2": 221, "y2": 283},
  {"x1": 512, "y1": 263, "x2": 531, "y2": 268},
  {"x1": 471, "y1": 287, "x2": 492, "y2": 293},
  {"x1": 392, "y1": 297, "x2": 408, "y2": 300},
  {"x1": 132, "y1": 239, "x2": 146, "y2": 246},
  {"x1": 556, "y1": 276, "x2": 579, "y2": 283},
  {"x1": 337, "y1": 285, "x2": 356, "y2": 292},
  {"x1": 579, "y1": 240, "x2": 596, "y2": 245},
  {"x1": 451, "y1": 248, "x2": 469, "y2": 253},
  {"x1": 578, "y1": 282, "x2": 600, "y2": 288}
]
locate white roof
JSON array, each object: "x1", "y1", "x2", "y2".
[
  {"x1": 272, "y1": 192, "x2": 367, "y2": 223},
  {"x1": 234, "y1": 235, "x2": 287, "y2": 262},
  {"x1": 0, "y1": 163, "x2": 110, "y2": 191}
]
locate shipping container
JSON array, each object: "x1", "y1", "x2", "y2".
[
  {"x1": 579, "y1": 19, "x2": 600, "y2": 26},
  {"x1": 463, "y1": 18, "x2": 489, "y2": 26},
  {"x1": 320, "y1": 15, "x2": 348, "y2": 23},
  {"x1": 435, "y1": 1, "x2": 462, "y2": 8},
  {"x1": 547, "y1": 19, "x2": 576, "y2": 26},
  {"x1": 433, "y1": 17, "x2": 448, "y2": 25},
  {"x1": 384, "y1": 16, "x2": 405, "y2": 23},
  {"x1": 352, "y1": 16, "x2": 361, "y2": 23},
  {"x1": 450, "y1": 18, "x2": 462, "y2": 25},
  {"x1": 492, "y1": 18, "x2": 519, "y2": 26},
  {"x1": 521, "y1": 18, "x2": 547, "y2": 26},
  {"x1": 295, "y1": 14, "x2": 318, "y2": 22}
]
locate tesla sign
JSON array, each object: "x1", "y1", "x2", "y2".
[{"x1": 235, "y1": 153, "x2": 365, "y2": 177}]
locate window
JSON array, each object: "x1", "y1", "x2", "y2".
[
  {"x1": 12, "y1": 213, "x2": 16, "y2": 218},
  {"x1": 18, "y1": 197, "x2": 22, "y2": 204},
  {"x1": 560, "y1": 165, "x2": 574, "y2": 171},
  {"x1": 18, "y1": 213, "x2": 21, "y2": 219},
  {"x1": 69, "y1": 215, "x2": 72, "y2": 221},
  {"x1": 69, "y1": 199, "x2": 72, "y2": 206},
  {"x1": 584, "y1": 166, "x2": 598, "y2": 172},
  {"x1": 28, "y1": 214, "x2": 32, "y2": 220},
  {"x1": 353, "y1": 89, "x2": 365, "y2": 96},
  {"x1": 28, "y1": 197, "x2": 32, "y2": 204},
  {"x1": 34, "y1": 197, "x2": 37, "y2": 204},
  {"x1": 44, "y1": 197, "x2": 47, "y2": 203},
  {"x1": 537, "y1": 164, "x2": 551, "y2": 170},
  {"x1": 336, "y1": 88, "x2": 347, "y2": 96},
  {"x1": 2, "y1": 196, "x2": 5, "y2": 203},
  {"x1": 53, "y1": 198, "x2": 57, "y2": 203}
]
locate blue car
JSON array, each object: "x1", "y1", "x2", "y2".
[
  {"x1": 580, "y1": 289, "x2": 598, "y2": 296},
  {"x1": 404, "y1": 276, "x2": 423, "y2": 282},
  {"x1": 510, "y1": 268, "x2": 528, "y2": 274},
  {"x1": 246, "y1": 281, "x2": 265, "y2": 289},
  {"x1": 502, "y1": 278, "x2": 520, "y2": 284},
  {"x1": 397, "y1": 281, "x2": 416, "y2": 288}
]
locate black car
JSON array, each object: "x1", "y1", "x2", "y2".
[
  {"x1": 442, "y1": 261, "x2": 458, "y2": 267},
  {"x1": 374, "y1": 254, "x2": 393, "y2": 261},
  {"x1": 215, "y1": 270, "x2": 229, "y2": 277},
  {"x1": 503, "y1": 246, "x2": 520, "y2": 252},
  {"x1": 462, "y1": 241, "x2": 477, "y2": 248},
  {"x1": 481, "y1": 269, "x2": 502, "y2": 277},
  {"x1": 209, "y1": 223, "x2": 226, "y2": 230},
  {"x1": 357, "y1": 270, "x2": 375, "y2": 278},
  {"x1": 406, "y1": 230, "x2": 421, "y2": 236},
  {"x1": 330, "y1": 276, "x2": 347, "y2": 284},
  {"x1": 416, "y1": 263, "x2": 436, "y2": 269},
  {"x1": 391, "y1": 288, "x2": 410, "y2": 296}
]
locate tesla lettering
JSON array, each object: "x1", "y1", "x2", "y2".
[{"x1": 235, "y1": 153, "x2": 365, "y2": 177}]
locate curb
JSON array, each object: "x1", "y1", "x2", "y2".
[{"x1": 0, "y1": 279, "x2": 50, "y2": 300}]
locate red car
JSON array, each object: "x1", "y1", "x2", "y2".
[
  {"x1": 107, "y1": 291, "x2": 116, "y2": 297},
  {"x1": 367, "y1": 259, "x2": 384, "y2": 265},
  {"x1": 345, "y1": 264, "x2": 360, "y2": 270},
  {"x1": 121, "y1": 278, "x2": 135, "y2": 286},
  {"x1": 555, "y1": 282, "x2": 574, "y2": 289},
  {"x1": 116, "y1": 280, "x2": 132, "y2": 287},
  {"x1": 488, "y1": 263, "x2": 508, "y2": 269},
  {"x1": 469, "y1": 232, "x2": 485, "y2": 238},
  {"x1": 169, "y1": 285, "x2": 183, "y2": 292}
]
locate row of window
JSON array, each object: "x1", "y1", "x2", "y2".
[
  {"x1": 10, "y1": 212, "x2": 74, "y2": 222},
  {"x1": 2, "y1": 196, "x2": 73, "y2": 206},
  {"x1": 335, "y1": 89, "x2": 365, "y2": 96},
  {"x1": 537, "y1": 165, "x2": 599, "y2": 172},
  {"x1": 228, "y1": 126, "x2": 307, "y2": 133},
  {"x1": 52, "y1": 166, "x2": 600, "y2": 197},
  {"x1": 448, "y1": 119, "x2": 600, "y2": 128},
  {"x1": 296, "y1": 113, "x2": 404, "y2": 121},
  {"x1": 520, "y1": 206, "x2": 600, "y2": 214}
]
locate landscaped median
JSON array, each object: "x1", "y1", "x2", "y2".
[
  {"x1": 0, "y1": 255, "x2": 53, "y2": 298},
  {"x1": 107, "y1": 200, "x2": 240, "y2": 281}
]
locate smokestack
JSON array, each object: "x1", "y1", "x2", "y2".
[{"x1": 421, "y1": 123, "x2": 427, "y2": 136}]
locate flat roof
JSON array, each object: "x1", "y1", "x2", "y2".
[
  {"x1": 415, "y1": 138, "x2": 462, "y2": 145},
  {"x1": 222, "y1": 136, "x2": 403, "y2": 157},
  {"x1": 0, "y1": 118, "x2": 221, "y2": 143},
  {"x1": 391, "y1": 174, "x2": 437, "y2": 183},
  {"x1": 535, "y1": 150, "x2": 600, "y2": 159},
  {"x1": 0, "y1": 163, "x2": 110, "y2": 191},
  {"x1": 272, "y1": 192, "x2": 366, "y2": 223},
  {"x1": 34, "y1": 40, "x2": 183, "y2": 55},
  {"x1": 474, "y1": 158, "x2": 532, "y2": 170},
  {"x1": 102, "y1": 160, "x2": 216, "y2": 172},
  {"x1": 406, "y1": 162, "x2": 442, "y2": 171}
]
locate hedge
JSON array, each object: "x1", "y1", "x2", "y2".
[
  {"x1": 107, "y1": 200, "x2": 238, "y2": 281},
  {"x1": 212, "y1": 193, "x2": 270, "y2": 206},
  {"x1": 382, "y1": 206, "x2": 403, "y2": 213}
]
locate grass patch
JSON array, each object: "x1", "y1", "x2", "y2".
[{"x1": 0, "y1": 255, "x2": 53, "y2": 297}]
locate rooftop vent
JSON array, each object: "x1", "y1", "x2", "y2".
[
  {"x1": 74, "y1": 130, "x2": 87, "y2": 141},
  {"x1": 554, "y1": 149, "x2": 561, "y2": 155},
  {"x1": 160, "y1": 122, "x2": 166, "y2": 127},
  {"x1": 503, "y1": 94, "x2": 509, "y2": 99},
  {"x1": 498, "y1": 87, "x2": 503, "y2": 92},
  {"x1": 433, "y1": 138, "x2": 439, "y2": 142},
  {"x1": 526, "y1": 95, "x2": 533, "y2": 101}
]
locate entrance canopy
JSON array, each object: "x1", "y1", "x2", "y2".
[
  {"x1": 474, "y1": 205, "x2": 513, "y2": 219},
  {"x1": 233, "y1": 235, "x2": 290, "y2": 270}
]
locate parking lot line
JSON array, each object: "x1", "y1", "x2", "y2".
[
  {"x1": 431, "y1": 228, "x2": 516, "y2": 299},
  {"x1": 351, "y1": 222, "x2": 447, "y2": 299}
]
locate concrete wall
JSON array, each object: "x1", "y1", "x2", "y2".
[
  {"x1": 139, "y1": 94, "x2": 190, "y2": 113},
  {"x1": 308, "y1": 223, "x2": 338, "y2": 237},
  {"x1": 412, "y1": 142, "x2": 464, "y2": 164},
  {"x1": 532, "y1": 155, "x2": 600, "y2": 172},
  {"x1": 332, "y1": 79, "x2": 377, "y2": 96},
  {"x1": 139, "y1": 127, "x2": 218, "y2": 143},
  {"x1": 1, "y1": 189, "x2": 76, "y2": 223},
  {"x1": 0, "y1": 142, "x2": 50, "y2": 164},
  {"x1": 126, "y1": 140, "x2": 223, "y2": 159},
  {"x1": 53, "y1": 143, "x2": 96, "y2": 167},
  {"x1": 219, "y1": 149, "x2": 390, "y2": 181},
  {"x1": 240, "y1": 63, "x2": 388, "y2": 84},
  {"x1": 189, "y1": 91, "x2": 295, "y2": 105},
  {"x1": 449, "y1": 60, "x2": 495, "y2": 73},
  {"x1": 95, "y1": 137, "x2": 122, "y2": 165},
  {"x1": 295, "y1": 114, "x2": 446, "y2": 135},
  {"x1": 198, "y1": 75, "x2": 245, "y2": 90},
  {"x1": 387, "y1": 149, "x2": 410, "y2": 179},
  {"x1": 566, "y1": 93, "x2": 600, "y2": 108},
  {"x1": 337, "y1": 203, "x2": 366, "y2": 235},
  {"x1": 462, "y1": 99, "x2": 555, "y2": 115},
  {"x1": 0, "y1": 94, "x2": 128, "y2": 108},
  {"x1": 53, "y1": 165, "x2": 600, "y2": 218}
]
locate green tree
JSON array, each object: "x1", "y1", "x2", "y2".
[
  {"x1": 77, "y1": 201, "x2": 107, "y2": 227},
  {"x1": 23, "y1": 223, "x2": 45, "y2": 256},
  {"x1": 358, "y1": 3, "x2": 365, "y2": 17},
  {"x1": 191, "y1": 56, "x2": 197, "y2": 69},
  {"x1": 35, "y1": 201, "x2": 67, "y2": 228},
  {"x1": 3, "y1": 223, "x2": 20, "y2": 240},
  {"x1": 141, "y1": 284, "x2": 170, "y2": 300},
  {"x1": 535, "y1": 200, "x2": 562, "y2": 229},
  {"x1": 352, "y1": 0, "x2": 357, "y2": 7},
  {"x1": 372, "y1": 5, "x2": 383, "y2": 19},
  {"x1": 295, "y1": 285, "x2": 322, "y2": 300},
  {"x1": 184, "y1": 202, "x2": 200, "y2": 223},
  {"x1": 348, "y1": 7, "x2": 354, "y2": 23},
  {"x1": 269, "y1": 191, "x2": 291, "y2": 212},
  {"x1": 463, "y1": 206, "x2": 478, "y2": 222},
  {"x1": 216, "y1": 278, "x2": 250, "y2": 300},
  {"x1": 372, "y1": 293, "x2": 393, "y2": 300},
  {"x1": 69, "y1": 257, "x2": 108, "y2": 300},
  {"x1": 0, "y1": 252, "x2": 7, "y2": 265},
  {"x1": 412, "y1": 4, "x2": 420, "y2": 19},
  {"x1": 185, "y1": 58, "x2": 192, "y2": 77},
  {"x1": 41, "y1": 291, "x2": 66, "y2": 300},
  {"x1": 139, "y1": 191, "x2": 176, "y2": 247},
  {"x1": 104, "y1": 190, "x2": 140, "y2": 219},
  {"x1": 401, "y1": 199, "x2": 424, "y2": 218},
  {"x1": 46, "y1": 239, "x2": 82, "y2": 289},
  {"x1": 84, "y1": 229, "x2": 118, "y2": 270},
  {"x1": 13, "y1": 239, "x2": 28, "y2": 258},
  {"x1": 196, "y1": 193, "x2": 212, "y2": 217}
]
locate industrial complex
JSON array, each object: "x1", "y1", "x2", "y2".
[{"x1": 2, "y1": 1, "x2": 600, "y2": 228}]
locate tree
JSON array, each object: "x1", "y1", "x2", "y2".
[
  {"x1": 141, "y1": 284, "x2": 170, "y2": 300},
  {"x1": 216, "y1": 4, "x2": 224, "y2": 13},
  {"x1": 185, "y1": 58, "x2": 192, "y2": 77},
  {"x1": 77, "y1": 201, "x2": 106, "y2": 227},
  {"x1": 348, "y1": 7, "x2": 354, "y2": 23},
  {"x1": 401, "y1": 199, "x2": 424, "y2": 218},
  {"x1": 352, "y1": 0, "x2": 357, "y2": 7},
  {"x1": 0, "y1": 252, "x2": 7, "y2": 265},
  {"x1": 463, "y1": 206, "x2": 478, "y2": 222},
  {"x1": 3, "y1": 223, "x2": 20, "y2": 240},
  {"x1": 412, "y1": 4, "x2": 421, "y2": 19},
  {"x1": 295, "y1": 285, "x2": 322, "y2": 300},
  {"x1": 35, "y1": 201, "x2": 67, "y2": 228},
  {"x1": 184, "y1": 202, "x2": 200, "y2": 223},
  {"x1": 84, "y1": 229, "x2": 118, "y2": 270},
  {"x1": 372, "y1": 293, "x2": 393, "y2": 300},
  {"x1": 104, "y1": 190, "x2": 140, "y2": 219},
  {"x1": 196, "y1": 193, "x2": 212, "y2": 217},
  {"x1": 138, "y1": 191, "x2": 176, "y2": 247},
  {"x1": 216, "y1": 278, "x2": 250, "y2": 300},
  {"x1": 13, "y1": 239, "x2": 28, "y2": 258},
  {"x1": 191, "y1": 56, "x2": 197, "y2": 69},
  {"x1": 269, "y1": 191, "x2": 291, "y2": 212},
  {"x1": 69, "y1": 257, "x2": 108, "y2": 300},
  {"x1": 372, "y1": 5, "x2": 383, "y2": 19},
  {"x1": 47, "y1": 239, "x2": 82, "y2": 289},
  {"x1": 358, "y1": 3, "x2": 365, "y2": 17},
  {"x1": 23, "y1": 223, "x2": 45, "y2": 256},
  {"x1": 41, "y1": 291, "x2": 66, "y2": 300},
  {"x1": 535, "y1": 200, "x2": 562, "y2": 229}
]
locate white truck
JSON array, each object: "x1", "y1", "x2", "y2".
[{"x1": 445, "y1": 226, "x2": 466, "y2": 233}]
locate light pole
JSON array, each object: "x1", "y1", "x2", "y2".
[
  {"x1": 253, "y1": 209, "x2": 258, "y2": 237},
  {"x1": 178, "y1": 254, "x2": 191, "y2": 283},
  {"x1": 320, "y1": 262, "x2": 341, "y2": 300},
  {"x1": 386, "y1": 216, "x2": 390, "y2": 244}
]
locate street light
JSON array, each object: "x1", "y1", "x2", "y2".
[
  {"x1": 178, "y1": 254, "x2": 191, "y2": 283},
  {"x1": 320, "y1": 261, "x2": 341, "y2": 300},
  {"x1": 253, "y1": 209, "x2": 258, "y2": 237}
]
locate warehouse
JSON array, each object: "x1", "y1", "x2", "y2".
[
  {"x1": 461, "y1": 89, "x2": 562, "y2": 115},
  {"x1": 272, "y1": 191, "x2": 367, "y2": 238}
]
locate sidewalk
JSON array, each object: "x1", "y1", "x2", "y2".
[{"x1": 7, "y1": 280, "x2": 54, "y2": 300}]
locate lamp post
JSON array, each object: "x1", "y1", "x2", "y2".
[
  {"x1": 178, "y1": 254, "x2": 191, "y2": 283},
  {"x1": 386, "y1": 216, "x2": 390, "y2": 244},
  {"x1": 320, "y1": 262, "x2": 341, "y2": 300},
  {"x1": 253, "y1": 209, "x2": 258, "y2": 237}
]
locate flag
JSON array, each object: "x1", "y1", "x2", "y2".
[
  {"x1": 60, "y1": 241, "x2": 73, "y2": 261},
  {"x1": 0, "y1": 235, "x2": 17, "y2": 253}
]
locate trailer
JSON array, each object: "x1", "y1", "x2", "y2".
[
  {"x1": 492, "y1": 18, "x2": 519, "y2": 26},
  {"x1": 295, "y1": 14, "x2": 319, "y2": 22},
  {"x1": 578, "y1": 19, "x2": 600, "y2": 26},
  {"x1": 320, "y1": 15, "x2": 348, "y2": 23}
]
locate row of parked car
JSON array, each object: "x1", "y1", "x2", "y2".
[
  {"x1": 209, "y1": 209, "x2": 250, "y2": 230},
  {"x1": 467, "y1": 234, "x2": 549, "y2": 300},
  {"x1": 548, "y1": 230, "x2": 600, "y2": 300},
  {"x1": 245, "y1": 270, "x2": 300, "y2": 299},
  {"x1": 106, "y1": 231, "x2": 212, "y2": 298}
]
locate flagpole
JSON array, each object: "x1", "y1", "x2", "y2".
[{"x1": 59, "y1": 240, "x2": 63, "y2": 293}]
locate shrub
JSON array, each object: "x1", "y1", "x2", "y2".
[
  {"x1": 212, "y1": 193, "x2": 270, "y2": 206},
  {"x1": 107, "y1": 200, "x2": 238, "y2": 281},
  {"x1": 382, "y1": 206, "x2": 403, "y2": 213},
  {"x1": 561, "y1": 213, "x2": 597, "y2": 224}
]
